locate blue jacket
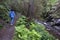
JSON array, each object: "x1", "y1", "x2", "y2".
[{"x1": 9, "y1": 11, "x2": 15, "y2": 18}]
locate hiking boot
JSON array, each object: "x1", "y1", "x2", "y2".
[{"x1": 10, "y1": 24, "x2": 13, "y2": 25}]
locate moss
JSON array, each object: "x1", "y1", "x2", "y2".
[{"x1": 0, "y1": 24, "x2": 3, "y2": 30}]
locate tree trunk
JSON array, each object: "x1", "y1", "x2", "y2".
[{"x1": 25, "y1": 0, "x2": 34, "y2": 29}]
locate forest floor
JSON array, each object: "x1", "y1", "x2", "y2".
[
  {"x1": 0, "y1": 18, "x2": 15, "y2": 40},
  {"x1": 0, "y1": 12, "x2": 20, "y2": 40}
]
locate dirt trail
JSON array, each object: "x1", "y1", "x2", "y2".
[
  {"x1": 0, "y1": 18, "x2": 16, "y2": 40},
  {"x1": 0, "y1": 13, "x2": 20, "y2": 40}
]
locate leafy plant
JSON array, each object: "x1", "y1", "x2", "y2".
[{"x1": 13, "y1": 15, "x2": 56, "y2": 40}]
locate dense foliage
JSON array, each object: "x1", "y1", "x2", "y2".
[
  {"x1": 0, "y1": 0, "x2": 59, "y2": 21},
  {"x1": 0, "y1": 0, "x2": 60, "y2": 40},
  {"x1": 0, "y1": 1, "x2": 10, "y2": 22},
  {"x1": 13, "y1": 16, "x2": 56, "y2": 40}
]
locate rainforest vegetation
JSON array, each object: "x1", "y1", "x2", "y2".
[{"x1": 0, "y1": 0, "x2": 60, "y2": 40}]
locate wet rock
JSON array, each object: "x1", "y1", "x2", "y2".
[{"x1": 52, "y1": 19, "x2": 60, "y2": 26}]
